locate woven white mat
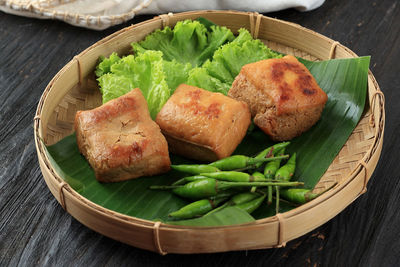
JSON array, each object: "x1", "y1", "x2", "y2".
[{"x1": 0, "y1": 0, "x2": 325, "y2": 30}]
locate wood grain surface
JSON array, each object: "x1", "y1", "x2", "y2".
[{"x1": 1, "y1": 0, "x2": 399, "y2": 266}]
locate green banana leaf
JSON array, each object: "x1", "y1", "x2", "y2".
[
  {"x1": 45, "y1": 56, "x2": 370, "y2": 226},
  {"x1": 167, "y1": 207, "x2": 255, "y2": 226}
]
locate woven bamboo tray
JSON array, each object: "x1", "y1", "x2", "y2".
[{"x1": 34, "y1": 10, "x2": 385, "y2": 254}]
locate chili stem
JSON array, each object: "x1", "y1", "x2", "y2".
[
  {"x1": 204, "y1": 202, "x2": 229, "y2": 216},
  {"x1": 272, "y1": 196, "x2": 299, "y2": 207},
  {"x1": 219, "y1": 181, "x2": 304, "y2": 188},
  {"x1": 251, "y1": 154, "x2": 289, "y2": 163},
  {"x1": 275, "y1": 186, "x2": 280, "y2": 214},
  {"x1": 268, "y1": 186, "x2": 273, "y2": 205}
]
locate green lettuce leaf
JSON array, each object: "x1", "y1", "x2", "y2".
[
  {"x1": 162, "y1": 60, "x2": 192, "y2": 93},
  {"x1": 203, "y1": 29, "x2": 282, "y2": 85},
  {"x1": 195, "y1": 17, "x2": 217, "y2": 30},
  {"x1": 97, "y1": 50, "x2": 170, "y2": 119},
  {"x1": 95, "y1": 52, "x2": 121, "y2": 77},
  {"x1": 98, "y1": 73, "x2": 135, "y2": 99},
  {"x1": 132, "y1": 20, "x2": 234, "y2": 67},
  {"x1": 186, "y1": 67, "x2": 230, "y2": 94},
  {"x1": 186, "y1": 29, "x2": 281, "y2": 94}
]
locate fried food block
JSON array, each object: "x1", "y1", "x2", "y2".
[
  {"x1": 228, "y1": 55, "x2": 328, "y2": 141},
  {"x1": 75, "y1": 89, "x2": 170, "y2": 182},
  {"x1": 156, "y1": 84, "x2": 251, "y2": 161}
]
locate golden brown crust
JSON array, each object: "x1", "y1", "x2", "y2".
[
  {"x1": 228, "y1": 55, "x2": 328, "y2": 141},
  {"x1": 74, "y1": 89, "x2": 170, "y2": 182},
  {"x1": 156, "y1": 84, "x2": 251, "y2": 161}
]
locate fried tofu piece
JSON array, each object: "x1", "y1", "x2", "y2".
[
  {"x1": 156, "y1": 84, "x2": 251, "y2": 161},
  {"x1": 228, "y1": 55, "x2": 328, "y2": 141},
  {"x1": 75, "y1": 89, "x2": 170, "y2": 182}
]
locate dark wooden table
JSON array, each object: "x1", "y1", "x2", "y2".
[{"x1": 1, "y1": 0, "x2": 399, "y2": 266}]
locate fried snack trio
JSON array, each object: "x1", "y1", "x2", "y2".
[{"x1": 75, "y1": 56, "x2": 326, "y2": 182}]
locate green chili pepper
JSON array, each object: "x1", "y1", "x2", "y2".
[
  {"x1": 235, "y1": 194, "x2": 266, "y2": 214},
  {"x1": 171, "y1": 178, "x2": 218, "y2": 199},
  {"x1": 252, "y1": 171, "x2": 266, "y2": 180},
  {"x1": 279, "y1": 188, "x2": 318, "y2": 204},
  {"x1": 172, "y1": 175, "x2": 208, "y2": 185},
  {"x1": 150, "y1": 178, "x2": 304, "y2": 199},
  {"x1": 230, "y1": 192, "x2": 261, "y2": 205},
  {"x1": 211, "y1": 190, "x2": 237, "y2": 199},
  {"x1": 264, "y1": 148, "x2": 286, "y2": 179},
  {"x1": 273, "y1": 153, "x2": 296, "y2": 213},
  {"x1": 205, "y1": 192, "x2": 261, "y2": 216},
  {"x1": 264, "y1": 148, "x2": 285, "y2": 205},
  {"x1": 279, "y1": 184, "x2": 338, "y2": 204},
  {"x1": 200, "y1": 171, "x2": 267, "y2": 182},
  {"x1": 168, "y1": 196, "x2": 228, "y2": 219},
  {"x1": 209, "y1": 155, "x2": 288, "y2": 171},
  {"x1": 171, "y1": 164, "x2": 220, "y2": 175},
  {"x1": 275, "y1": 153, "x2": 296, "y2": 182},
  {"x1": 254, "y1": 142, "x2": 290, "y2": 168}
]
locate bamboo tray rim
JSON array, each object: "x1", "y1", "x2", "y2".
[{"x1": 33, "y1": 10, "x2": 385, "y2": 253}]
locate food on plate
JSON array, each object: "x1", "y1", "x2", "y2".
[
  {"x1": 200, "y1": 171, "x2": 270, "y2": 182},
  {"x1": 170, "y1": 151, "x2": 289, "y2": 175},
  {"x1": 235, "y1": 194, "x2": 267, "y2": 214},
  {"x1": 172, "y1": 175, "x2": 210, "y2": 185},
  {"x1": 150, "y1": 177, "x2": 303, "y2": 200},
  {"x1": 168, "y1": 191, "x2": 266, "y2": 219},
  {"x1": 74, "y1": 89, "x2": 171, "y2": 182},
  {"x1": 264, "y1": 147, "x2": 286, "y2": 205},
  {"x1": 170, "y1": 164, "x2": 220, "y2": 175},
  {"x1": 275, "y1": 153, "x2": 296, "y2": 182},
  {"x1": 156, "y1": 84, "x2": 252, "y2": 161},
  {"x1": 264, "y1": 148, "x2": 286, "y2": 179},
  {"x1": 206, "y1": 192, "x2": 265, "y2": 217},
  {"x1": 168, "y1": 197, "x2": 229, "y2": 219},
  {"x1": 228, "y1": 55, "x2": 328, "y2": 141},
  {"x1": 58, "y1": 17, "x2": 369, "y2": 225},
  {"x1": 208, "y1": 153, "x2": 288, "y2": 171},
  {"x1": 150, "y1": 145, "x2": 306, "y2": 219},
  {"x1": 279, "y1": 188, "x2": 319, "y2": 204},
  {"x1": 273, "y1": 152, "x2": 297, "y2": 212}
]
